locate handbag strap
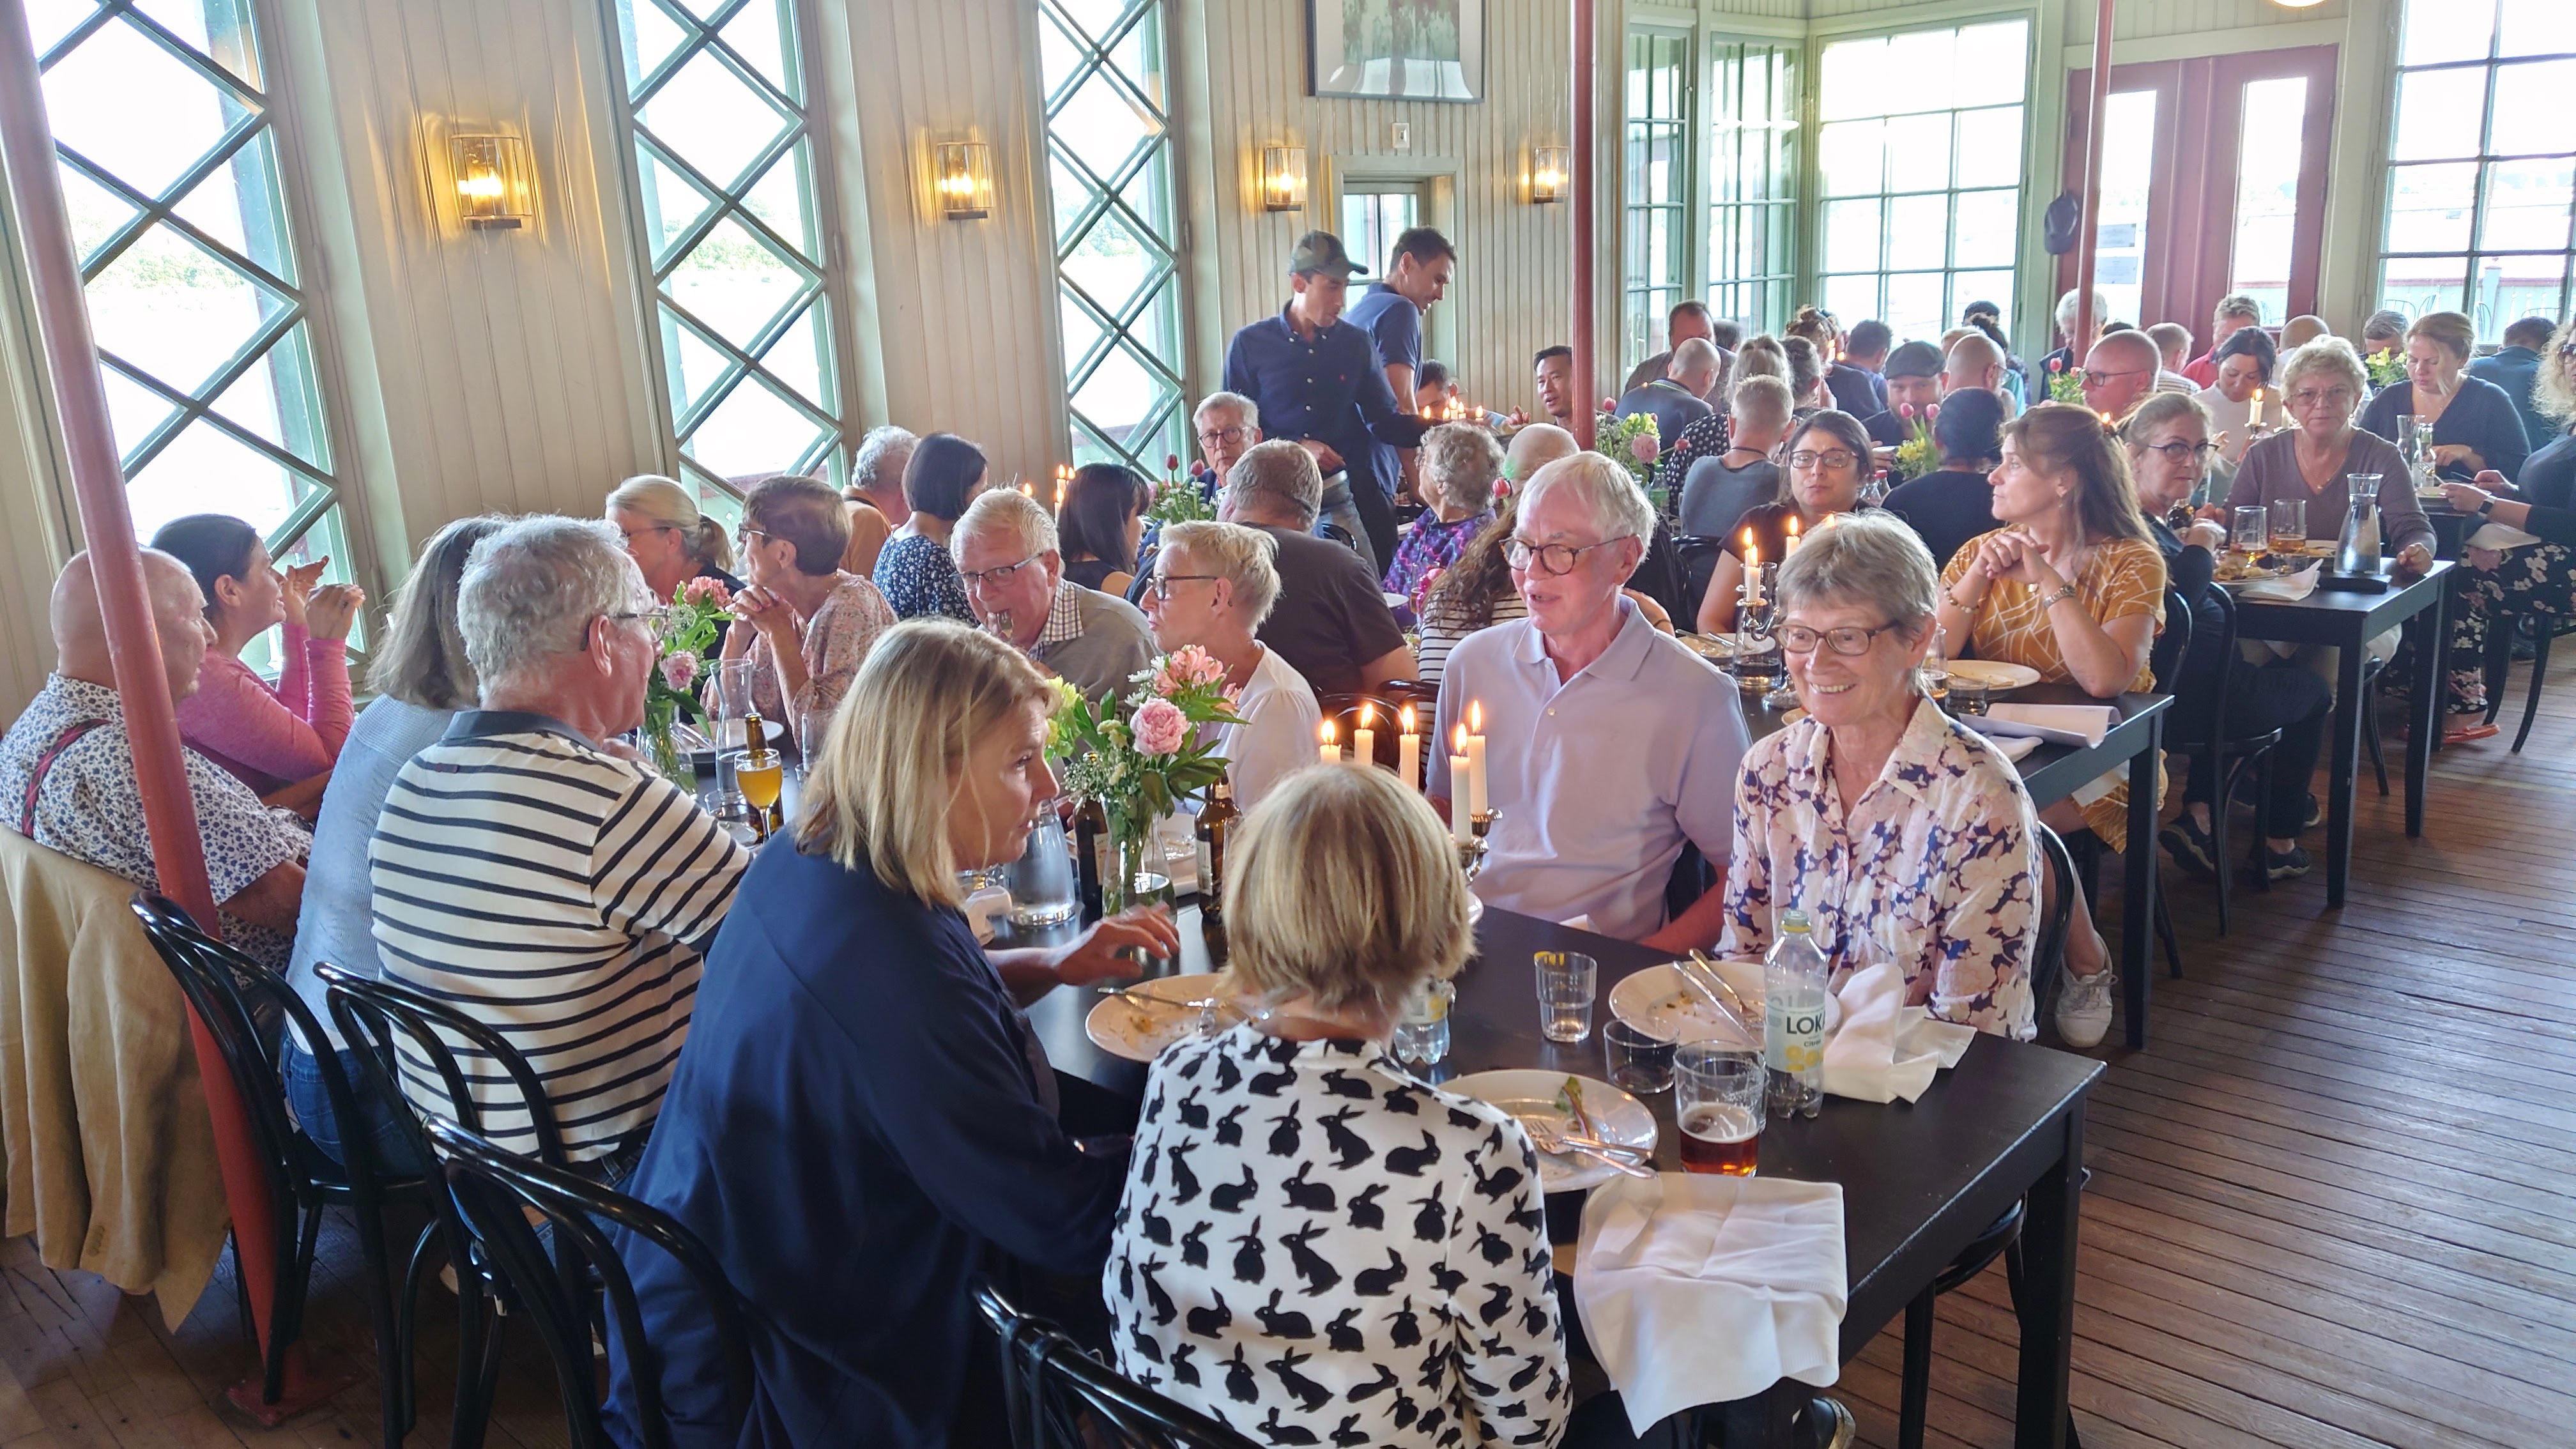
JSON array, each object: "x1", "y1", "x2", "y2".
[{"x1": 18, "y1": 718, "x2": 108, "y2": 837}]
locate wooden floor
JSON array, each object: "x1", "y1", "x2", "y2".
[{"x1": 4, "y1": 666, "x2": 2572, "y2": 1449}]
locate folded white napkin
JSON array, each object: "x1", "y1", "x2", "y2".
[
  {"x1": 2467, "y1": 521, "x2": 2543, "y2": 551},
  {"x1": 1972, "y1": 703, "x2": 2116, "y2": 748},
  {"x1": 1821, "y1": 962, "x2": 1976, "y2": 1104},
  {"x1": 2235, "y1": 561, "x2": 2321, "y2": 601},
  {"x1": 1988, "y1": 733, "x2": 2041, "y2": 764},
  {"x1": 963, "y1": 884, "x2": 1012, "y2": 943},
  {"x1": 1574, "y1": 1173, "x2": 1848, "y2": 1432}
]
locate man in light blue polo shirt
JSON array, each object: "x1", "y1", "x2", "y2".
[{"x1": 1430, "y1": 454, "x2": 1748, "y2": 949}]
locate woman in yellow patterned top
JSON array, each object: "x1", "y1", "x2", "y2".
[{"x1": 1935, "y1": 404, "x2": 2166, "y2": 1048}]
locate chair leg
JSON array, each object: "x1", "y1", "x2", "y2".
[
  {"x1": 450, "y1": 1281, "x2": 503, "y2": 1449},
  {"x1": 2153, "y1": 885, "x2": 2182, "y2": 981},
  {"x1": 1898, "y1": 1289, "x2": 1935, "y2": 1449},
  {"x1": 2362, "y1": 683, "x2": 2389, "y2": 795},
  {"x1": 2514, "y1": 629, "x2": 2551, "y2": 754},
  {"x1": 2248, "y1": 751, "x2": 2275, "y2": 895},
  {"x1": 2207, "y1": 763, "x2": 2233, "y2": 937},
  {"x1": 2482, "y1": 614, "x2": 2515, "y2": 726},
  {"x1": 345, "y1": 1197, "x2": 407, "y2": 1449}
]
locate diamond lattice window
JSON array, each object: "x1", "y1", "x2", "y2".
[
  {"x1": 611, "y1": 0, "x2": 844, "y2": 512},
  {"x1": 32, "y1": 0, "x2": 357, "y2": 668},
  {"x1": 1039, "y1": 0, "x2": 1186, "y2": 475}
]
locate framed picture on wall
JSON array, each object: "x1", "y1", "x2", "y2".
[{"x1": 1310, "y1": 0, "x2": 1485, "y2": 102}]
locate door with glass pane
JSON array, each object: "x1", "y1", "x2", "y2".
[
  {"x1": 1340, "y1": 188, "x2": 1422, "y2": 279},
  {"x1": 2060, "y1": 47, "x2": 2336, "y2": 339}
]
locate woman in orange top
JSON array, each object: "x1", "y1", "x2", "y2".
[{"x1": 1935, "y1": 404, "x2": 2166, "y2": 1048}]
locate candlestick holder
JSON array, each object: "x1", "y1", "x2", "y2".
[{"x1": 1458, "y1": 808, "x2": 1499, "y2": 884}]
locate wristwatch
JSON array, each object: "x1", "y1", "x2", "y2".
[
  {"x1": 2478, "y1": 495, "x2": 2497, "y2": 517},
  {"x1": 2045, "y1": 579, "x2": 2080, "y2": 607}
]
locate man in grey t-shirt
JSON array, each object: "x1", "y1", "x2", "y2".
[{"x1": 954, "y1": 490, "x2": 1154, "y2": 702}]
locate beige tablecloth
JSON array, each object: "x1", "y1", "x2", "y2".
[{"x1": 0, "y1": 828, "x2": 228, "y2": 1326}]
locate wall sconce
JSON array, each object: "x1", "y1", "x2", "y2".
[
  {"x1": 1529, "y1": 146, "x2": 1570, "y2": 204},
  {"x1": 1261, "y1": 145, "x2": 1308, "y2": 212},
  {"x1": 448, "y1": 134, "x2": 533, "y2": 230},
  {"x1": 935, "y1": 142, "x2": 995, "y2": 220}
]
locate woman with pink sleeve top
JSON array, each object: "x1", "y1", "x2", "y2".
[{"x1": 151, "y1": 514, "x2": 365, "y2": 797}]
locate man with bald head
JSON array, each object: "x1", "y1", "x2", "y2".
[
  {"x1": 1942, "y1": 332, "x2": 2010, "y2": 403},
  {"x1": 1, "y1": 550, "x2": 309, "y2": 964},
  {"x1": 1505, "y1": 422, "x2": 1581, "y2": 483},
  {"x1": 2080, "y1": 329, "x2": 2164, "y2": 422},
  {"x1": 1615, "y1": 338, "x2": 1718, "y2": 446}
]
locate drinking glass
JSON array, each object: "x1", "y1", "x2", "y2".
[
  {"x1": 710, "y1": 660, "x2": 755, "y2": 808},
  {"x1": 1003, "y1": 801, "x2": 1081, "y2": 927},
  {"x1": 726, "y1": 748, "x2": 782, "y2": 841},
  {"x1": 1534, "y1": 951, "x2": 1597, "y2": 1044},
  {"x1": 2229, "y1": 505, "x2": 2268, "y2": 556},
  {"x1": 1674, "y1": 1042, "x2": 1765, "y2": 1176},
  {"x1": 1947, "y1": 680, "x2": 1991, "y2": 716},
  {"x1": 2268, "y1": 498, "x2": 2306, "y2": 553},
  {"x1": 794, "y1": 703, "x2": 831, "y2": 769},
  {"x1": 1602, "y1": 1019, "x2": 1675, "y2": 1094}
]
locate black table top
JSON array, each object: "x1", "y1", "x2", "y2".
[
  {"x1": 1730, "y1": 679, "x2": 2169, "y2": 813},
  {"x1": 2228, "y1": 558, "x2": 2451, "y2": 645},
  {"x1": 1024, "y1": 903, "x2": 2104, "y2": 1352}
]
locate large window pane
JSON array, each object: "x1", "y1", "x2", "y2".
[
  {"x1": 36, "y1": 0, "x2": 360, "y2": 652},
  {"x1": 2400, "y1": 0, "x2": 2496, "y2": 66},
  {"x1": 614, "y1": 0, "x2": 845, "y2": 504},
  {"x1": 2490, "y1": 61, "x2": 2576, "y2": 155},
  {"x1": 2497, "y1": 0, "x2": 2576, "y2": 57},
  {"x1": 2391, "y1": 68, "x2": 2485, "y2": 162},
  {"x1": 1623, "y1": 29, "x2": 1691, "y2": 367},
  {"x1": 2229, "y1": 77, "x2": 2307, "y2": 321},
  {"x1": 2088, "y1": 89, "x2": 2157, "y2": 326}
]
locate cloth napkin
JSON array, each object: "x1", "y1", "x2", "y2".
[
  {"x1": 1986, "y1": 733, "x2": 2042, "y2": 764},
  {"x1": 2467, "y1": 521, "x2": 2543, "y2": 551},
  {"x1": 1974, "y1": 703, "x2": 2117, "y2": 747},
  {"x1": 1574, "y1": 1172, "x2": 1848, "y2": 1432},
  {"x1": 2235, "y1": 561, "x2": 2321, "y2": 601},
  {"x1": 1821, "y1": 962, "x2": 1976, "y2": 1104}
]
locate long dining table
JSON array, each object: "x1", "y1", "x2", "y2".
[{"x1": 1019, "y1": 904, "x2": 2104, "y2": 1448}]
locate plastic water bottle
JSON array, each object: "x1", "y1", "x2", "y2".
[
  {"x1": 1394, "y1": 978, "x2": 1453, "y2": 1067},
  {"x1": 1765, "y1": 910, "x2": 1829, "y2": 1119}
]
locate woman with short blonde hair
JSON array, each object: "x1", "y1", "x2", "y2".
[
  {"x1": 1139, "y1": 520, "x2": 1312, "y2": 811},
  {"x1": 608, "y1": 475, "x2": 738, "y2": 601},
  {"x1": 2359, "y1": 309, "x2": 2531, "y2": 484},
  {"x1": 1107, "y1": 765, "x2": 1568, "y2": 1448},
  {"x1": 612, "y1": 617, "x2": 1176, "y2": 1448}
]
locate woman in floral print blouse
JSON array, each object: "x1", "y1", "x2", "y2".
[{"x1": 1715, "y1": 512, "x2": 2040, "y2": 1039}]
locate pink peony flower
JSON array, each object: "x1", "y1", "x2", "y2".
[
  {"x1": 1630, "y1": 433, "x2": 1659, "y2": 464},
  {"x1": 657, "y1": 651, "x2": 699, "y2": 692},
  {"x1": 1131, "y1": 696, "x2": 1188, "y2": 756}
]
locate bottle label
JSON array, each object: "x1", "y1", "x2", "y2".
[
  {"x1": 1194, "y1": 839, "x2": 1218, "y2": 901},
  {"x1": 1765, "y1": 999, "x2": 1827, "y2": 1073}
]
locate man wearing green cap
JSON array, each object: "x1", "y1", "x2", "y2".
[{"x1": 1222, "y1": 229, "x2": 1428, "y2": 574}]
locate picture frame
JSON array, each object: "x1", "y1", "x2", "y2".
[{"x1": 1309, "y1": 0, "x2": 1485, "y2": 103}]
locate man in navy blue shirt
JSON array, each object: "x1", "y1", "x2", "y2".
[
  {"x1": 2469, "y1": 316, "x2": 2559, "y2": 452},
  {"x1": 1344, "y1": 227, "x2": 1455, "y2": 511},
  {"x1": 1224, "y1": 230, "x2": 1428, "y2": 575}
]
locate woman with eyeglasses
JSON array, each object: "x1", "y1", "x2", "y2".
[
  {"x1": 1935, "y1": 404, "x2": 2166, "y2": 1048},
  {"x1": 1135, "y1": 521, "x2": 1322, "y2": 812},
  {"x1": 2224, "y1": 339, "x2": 2436, "y2": 567},
  {"x1": 1695, "y1": 409, "x2": 1876, "y2": 635},
  {"x1": 2122, "y1": 394, "x2": 2332, "y2": 880},
  {"x1": 1717, "y1": 511, "x2": 2038, "y2": 1038},
  {"x1": 2358, "y1": 310, "x2": 2531, "y2": 486},
  {"x1": 718, "y1": 473, "x2": 898, "y2": 722}
]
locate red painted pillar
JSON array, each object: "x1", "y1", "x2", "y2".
[
  {"x1": 2070, "y1": 0, "x2": 2119, "y2": 365},
  {"x1": 1571, "y1": 0, "x2": 1597, "y2": 449},
  {"x1": 0, "y1": 0, "x2": 295, "y2": 1406}
]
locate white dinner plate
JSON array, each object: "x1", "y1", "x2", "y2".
[
  {"x1": 1680, "y1": 632, "x2": 1740, "y2": 661},
  {"x1": 1942, "y1": 659, "x2": 2042, "y2": 691},
  {"x1": 1607, "y1": 960, "x2": 1841, "y2": 1050},
  {"x1": 1444, "y1": 1070, "x2": 1659, "y2": 1193},
  {"x1": 1084, "y1": 974, "x2": 1245, "y2": 1063}
]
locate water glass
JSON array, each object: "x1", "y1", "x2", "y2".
[
  {"x1": 1395, "y1": 978, "x2": 1455, "y2": 1066},
  {"x1": 1602, "y1": 1018, "x2": 1675, "y2": 1094},
  {"x1": 2268, "y1": 498, "x2": 2306, "y2": 551},
  {"x1": 2229, "y1": 505, "x2": 2268, "y2": 556},
  {"x1": 1674, "y1": 1042, "x2": 1766, "y2": 1176},
  {"x1": 795, "y1": 703, "x2": 831, "y2": 768},
  {"x1": 1947, "y1": 680, "x2": 1991, "y2": 717},
  {"x1": 1003, "y1": 801, "x2": 1081, "y2": 927},
  {"x1": 1534, "y1": 951, "x2": 1597, "y2": 1044}
]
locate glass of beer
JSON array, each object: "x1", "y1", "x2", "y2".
[
  {"x1": 1675, "y1": 1042, "x2": 1765, "y2": 1176},
  {"x1": 728, "y1": 748, "x2": 783, "y2": 839},
  {"x1": 2268, "y1": 498, "x2": 2306, "y2": 553},
  {"x1": 1533, "y1": 951, "x2": 1597, "y2": 1044}
]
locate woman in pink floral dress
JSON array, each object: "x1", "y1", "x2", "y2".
[{"x1": 714, "y1": 474, "x2": 898, "y2": 724}]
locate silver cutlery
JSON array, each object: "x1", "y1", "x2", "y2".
[{"x1": 1526, "y1": 1124, "x2": 1654, "y2": 1179}]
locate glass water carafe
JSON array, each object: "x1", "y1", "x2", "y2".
[{"x1": 2334, "y1": 488, "x2": 2382, "y2": 576}]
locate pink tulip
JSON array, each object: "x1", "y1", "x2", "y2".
[{"x1": 1898, "y1": 402, "x2": 1915, "y2": 420}]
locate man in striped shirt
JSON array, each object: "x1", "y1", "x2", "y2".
[{"x1": 371, "y1": 517, "x2": 747, "y2": 1182}]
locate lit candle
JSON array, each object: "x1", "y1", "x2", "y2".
[
  {"x1": 1464, "y1": 700, "x2": 1488, "y2": 818},
  {"x1": 1354, "y1": 702, "x2": 1377, "y2": 772},
  {"x1": 1450, "y1": 725, "x2": 1473, "y2": 843},
  {"x1": 1784, "y1": 515, "x2": 1801, "y2": 556},
  {"x1": 1319, "y1": 718, "x2": 1339, "y2": 765},
  {"x1": 1398, "y1": 703, "x2": 1421, "y2": 789},
  {"x1": 1742, "y1": 530, "x2": 1763, "y2": 607}
]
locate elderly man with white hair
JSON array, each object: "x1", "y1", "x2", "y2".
[
  {"x1": 840, "y1": 424, "x2": 917, "y2": 576},
  {"x1": 1192, "y1": 391, "x2": 1261, "y2": 495},
  {"x1": 1138, "y1": 519, "x2": 1321, "y2": 811},
  {"x1": 951, "y1": 488, "x2": 1154, "y2": 703},
  {"x1": 370, "y1": 516, "x2": 747, "y2": 1184},
  {"x1": 1431, "y1": 454, "x2": 1748, "y2": 949}
]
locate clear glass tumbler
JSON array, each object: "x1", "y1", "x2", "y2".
[
  {"x1": 1675, "y1": 1042, "x2": 1766, "y2": 1176},
  {"x1": 1534, "y1": 951, "x2": 1597, "y2": 1044}
]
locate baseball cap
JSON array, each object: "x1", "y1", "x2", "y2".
[
  {"x1": 1884, "y1": 341, "x2": 1944, "y2": 379},
  {"x1": 1289, "y1": 231, "x2": 1367, "y2": 278}
]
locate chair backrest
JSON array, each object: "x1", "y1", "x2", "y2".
[
  {"x1": 2202, "y1": 582, "x2": 2245, "y2": 744},
  {"x1": 319, "y1": 964, "x2": 574, "y2": 1169},
  {"x1": 976, "y1": 1285, "x2": 1262, "y2": 1449},
  {"x1": 1674, "y1": 534, "x2": 1724, "y2": 631},
  {"x1": 2029, "y1": 822, "x2": 2078, "y2": 1011},
  {"x1": 424, "y1": 1117, "x2": 751, "y2": 1449},
  {"x1": 128, "y1": 894, "x2": 387, "y2": 1196},
  {"x1": 2150, "y1": 585, "x2": 2195, "y2": 699}
]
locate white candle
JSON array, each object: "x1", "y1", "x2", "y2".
[
  {"x1": 1784, "y1": 517, "x2": 1801, "y2": 555},
  {"x1": 1398, "y1": 703, "x2": 1420, "y2": 790},
  {"x1": 1319, "y1": 719, "x2": 1338, "y2": 765},
  {"x1": 1450, "y1": 727, "x2": 1473, "y2": 843},
  {"x1": 1354, "y1": 703, "x2": 1376, "y2": 773},
  {"x1": 1464, "y1": 700, "x2": 1489, "y2": 818},
  {"x1": 1743, "y1": 532, "x2": 1764, "y2": 607}
]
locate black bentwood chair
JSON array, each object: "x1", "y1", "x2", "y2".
[
  {"x1": 976, "y1": 1285, "x2": 1262, "y2": 1449},
  {"x1": 424, "y1": 1117, "x2": 752, "y2": 1449},
  {"x1": 2482, "y1": 611, "x2": 2570, "y2": 753},
  {"x1": 2165, "y1": 585, "x2": 2287, "y2": 926},
  {"x1": 320, "y1": 965, "x2": 575, "y2": 1449},
  {"x1": 128, "y1": 896, "x2": 434, "y2": 1449}
]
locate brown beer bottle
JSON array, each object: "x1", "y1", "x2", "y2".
[
  {"x1": 1194, "y1": 776, "x2": 1239, "y2": 922},
  {"x1": 1073, "y1": 797, "x2": 1108, "y2": 922}
]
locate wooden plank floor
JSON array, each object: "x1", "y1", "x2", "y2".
[{"x1": 4, "y1": 663, "x2": 2572, "y2": 1448}]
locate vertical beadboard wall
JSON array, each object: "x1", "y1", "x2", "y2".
[{"x1": 0, "y1": 182, "x2": 77, "y2": 722}]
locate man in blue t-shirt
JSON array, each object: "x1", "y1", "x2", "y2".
[{"x1": 1342, "y1": 226, "x2": 1455, "y2": 518}]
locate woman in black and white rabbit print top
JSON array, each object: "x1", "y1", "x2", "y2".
[{"x1": 1103, "y1": 763, "x2": 1569, "y2": 1448}]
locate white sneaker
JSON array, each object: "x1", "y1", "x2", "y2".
[{"x1": 2054, "y1": 967, "x2": 2117, "y2": 1049}]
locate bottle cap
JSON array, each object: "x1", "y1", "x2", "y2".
[{"x1": 1780, "y1": 908, "x2": 1811, "y2": 933}]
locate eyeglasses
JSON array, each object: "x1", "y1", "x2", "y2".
[
  {"x1": 1197, "y1": 425, "x2": 1250, "y2": 449},
  {"x1": 1503, "y1": 535, "x2": 1628, "y2": 576},
  {"x1": 2140, "y1": 440, "x2": 2218, "y2": 464},
  {"x1": 959, "y1": 552, "x2": 1046, "y2": 589},
  {"x1": 604, "y1": 606, "x2": 675, "y2": 641},
  {"x1": 2081, "y1": 367, "x2": 2150, "y2": 388},
  {"x1": 1787, "y1": 449, "x2": 1858, "y2": 471},
  {"x1": 1779, "y1": 620, "x2": 1903, "y2": 656},
  {"x1": 2558, "y1": 341, "x2": 2576, "y2": 359},
  {"x1": 2287, "y1": 387, "x2": 2355, "y2": 409},
  {"x1": 1144, "y1": 572, "x2": 1220, "y2": 601},
  {"x1": 738, "y1": 527, "x2": 774, "y2": 547}
]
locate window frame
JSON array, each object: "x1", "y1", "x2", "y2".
[
  {"x1": 1622, "y1": 24, "x2": 1695, "y2": 373},
  {"x1": 1705, "y1": 36, "x2": 1800, "y2": 337}
]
